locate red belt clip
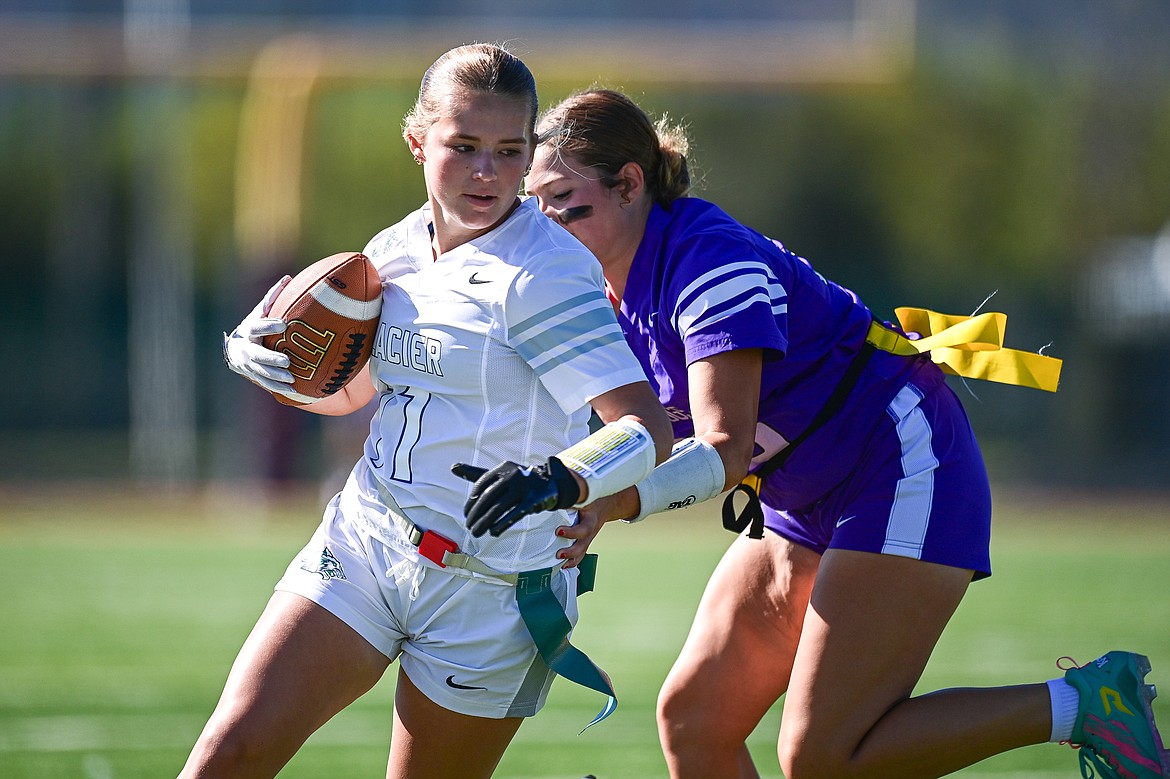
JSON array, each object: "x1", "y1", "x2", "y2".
[{"x1": 417, "y1": 529, "x2": 458, "y2": 568}]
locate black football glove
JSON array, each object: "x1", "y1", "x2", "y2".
[{"x1": 452, "y1": 457, "x2": 582, "y2": 538}]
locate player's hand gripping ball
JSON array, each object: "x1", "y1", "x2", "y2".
[
  {"x1": 223, "y1": 275, "x2": 298, "y2": 400},
  {"x1": 453, "y1": 458, "x2": 582, "y2": 537},
  {"x1": 224, "y1": 252, "x2": 382, "y2": 406}
]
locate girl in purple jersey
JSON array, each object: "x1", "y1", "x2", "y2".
[{"x1": 524, "y1": 88, "x2": 1169, "y2": 779}]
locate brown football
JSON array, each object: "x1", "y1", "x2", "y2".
[{"x1": 262, "y1": 252, "x2": 382, "y2": 406}]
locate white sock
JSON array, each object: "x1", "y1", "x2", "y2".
[{"x1": 1047, "y1": 677, "x2": 1081, "y2": 742}]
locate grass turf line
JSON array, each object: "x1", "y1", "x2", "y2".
[{"x1": 1, "y1": 488, "x2": 1167, "y2": 777}]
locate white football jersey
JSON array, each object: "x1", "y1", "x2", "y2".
[{"x1": 352, "y1": 197, "x2": 647, "y2": 571}]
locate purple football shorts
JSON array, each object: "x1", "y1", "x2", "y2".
[{"x1": 761, "y1": 379, "x2": 993, "y2": 579}]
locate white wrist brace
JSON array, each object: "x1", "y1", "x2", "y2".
[
  {"x1": 627, "y1": 437, "x2": 725, "y2": 522},
  {"x1": 556, "y1": 418, "x2": 656, "y2": 507}
]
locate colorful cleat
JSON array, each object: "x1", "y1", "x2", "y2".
[{"x1": 1064, "y1": 651, "x2": 1170, "y2": 778}]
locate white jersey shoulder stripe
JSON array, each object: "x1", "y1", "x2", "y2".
[
  {"x1": 514, "y1": 304, "x2": 622, "y2": 362},
  {"x1": 510, "y1": 291, "x2": 604, "y2": 337},
  {"x1": 528, "y1": 330, "x2": 630, "y2": 377}
]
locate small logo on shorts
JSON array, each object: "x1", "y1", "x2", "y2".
[
  {"x1": 835, "y1": 515, "x2": 856, "y2": 528},
  {"x1": 301, "y1": 546, "x2": 347, "y2": 581},
  {"x1": 445, "y1": 674, "x2": 487, "y2": 691}
]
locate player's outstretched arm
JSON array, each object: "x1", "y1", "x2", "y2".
[
  {"x1": 589, "y1": 380, "x2": 675, "y2": 466},
  {"x1": 454, "y1": 458, "x2": 582, "y2": 538},
  {"x1": 553, "y1": 490, "x2": 639, "y2": 567},
  {"x1": 454, "y1": 380, "x2": 673, "y2": 538}
]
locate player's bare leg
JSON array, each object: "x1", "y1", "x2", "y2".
[
  {"x1": 179, "y1": 591, "x2": 391, "y2": 778},
  {"x1": 657, "y1": 532, "x2": 820, "y2": 778},
  {"x1": 386, "y1": 668, "x2": 524, "y2": 779},
  {"x1": 777, "y1": 548, "x2": 1050, "y2": 778}
]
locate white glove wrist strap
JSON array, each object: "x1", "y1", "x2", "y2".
[
  {"x1": 556, "y1": 418, "x2": 656, "y2": 507},
  {"x1": 627, "y1": 437, "x2": 725, "y2": 522}
]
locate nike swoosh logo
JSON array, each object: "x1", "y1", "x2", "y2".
[
  {"x1": 835, "y1": 515, "x2": 856, "y2": 528},
  {"x1": 445, "y1": 674, "x2": 487, "y2": 691},
  {"x1": 468, "y1": 272, "x2": 491, "y2": 284}
]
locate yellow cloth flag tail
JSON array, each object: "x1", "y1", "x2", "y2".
[{"x1": 866, "y1": 307, "x2": 1063, "y2": 392}]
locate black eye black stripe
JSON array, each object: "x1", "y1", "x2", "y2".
[{"x1": 559, "y1": 205, "x2": 593, "y2": 224}]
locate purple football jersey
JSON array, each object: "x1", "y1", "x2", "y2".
[{"x1": 618, "y1": 199, "x2": 941, "y2": 509}]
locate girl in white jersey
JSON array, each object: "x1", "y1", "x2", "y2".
[{"x1": 203, "y1": 47, "x2": 672, "y2": 778}]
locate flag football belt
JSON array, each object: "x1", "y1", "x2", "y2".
[
  {"x1": 723, "y1": 307, "x2": 1064, "y2": 539},
  {"x1": 375, "y1": 481, "x2": 616, "y2": 731},
  {"x1": 864, "y1": 307, "x2": 1062, "y2": 393}
]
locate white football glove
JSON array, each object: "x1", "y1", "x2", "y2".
[{"x1": 222, "y1": 275, "x2": 300, "y2": 399}]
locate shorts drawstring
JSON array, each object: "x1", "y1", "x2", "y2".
[{"x1": 386, "y1": 554, "x2": 424, "y2": 602}]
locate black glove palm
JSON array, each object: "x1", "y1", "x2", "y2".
[{"x1": 452, "y1": 457, "x2": 581, "y2": 538}]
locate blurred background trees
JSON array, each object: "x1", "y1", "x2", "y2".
[{"x1": 2, "y1": 0, "x2": 1168, "y2": 492}]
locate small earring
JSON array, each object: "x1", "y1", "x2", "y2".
[{"x1": 414, "y1": 156, "x2": 424, "y2": 165}]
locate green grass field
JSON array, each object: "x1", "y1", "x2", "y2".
[{"x1": 2, "y1": 486, "x2": 1168, "y2": 778}]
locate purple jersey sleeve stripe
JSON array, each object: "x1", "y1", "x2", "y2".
[
  {"x1": 673, "y1": 267, "x2": 786, "y2": 332},
  {"x1": 683, "y1": 291, "x2": 781, "y2": 339},
  {"x1": 672, "y1": 261, "x2": 783, "y2": 319}
]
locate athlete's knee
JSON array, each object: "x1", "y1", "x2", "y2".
[
  {"x1": 657, "y1": 674, "x2": 742, "y2": 755},
  {"x1": 181, "y1": 717, "x2": 283, "y2": 777},
  {"x1": 658, "y1": 679, "x2": 712, "y2": 753},
  {"x1": 656, "y1": 672, "x2": 704, "y2": 736},
  {"x1": 777, "y1": 727, "x2": 850, "y2": 779},
  {"x1": 778, "y1": 743, "x2": 843, "y2": 779}
]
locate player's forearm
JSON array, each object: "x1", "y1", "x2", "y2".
[
  {"x1": 585, "y1": 486, "x2": 642, "y2": 523},
  {"x1": 301, "y1": 364, "x2": 377, "y2": 416}
]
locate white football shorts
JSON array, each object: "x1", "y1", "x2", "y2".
[{"x1": 275, "y1": 491, "x2": 580, "y2": 719}]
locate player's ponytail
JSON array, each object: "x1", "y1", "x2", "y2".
[
  {"x1": 536, "y1": 88, "x2": 696, "y2": 206},
  {"x1": 652, "y1": 116, "x2": 692, "y2": 203}
]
